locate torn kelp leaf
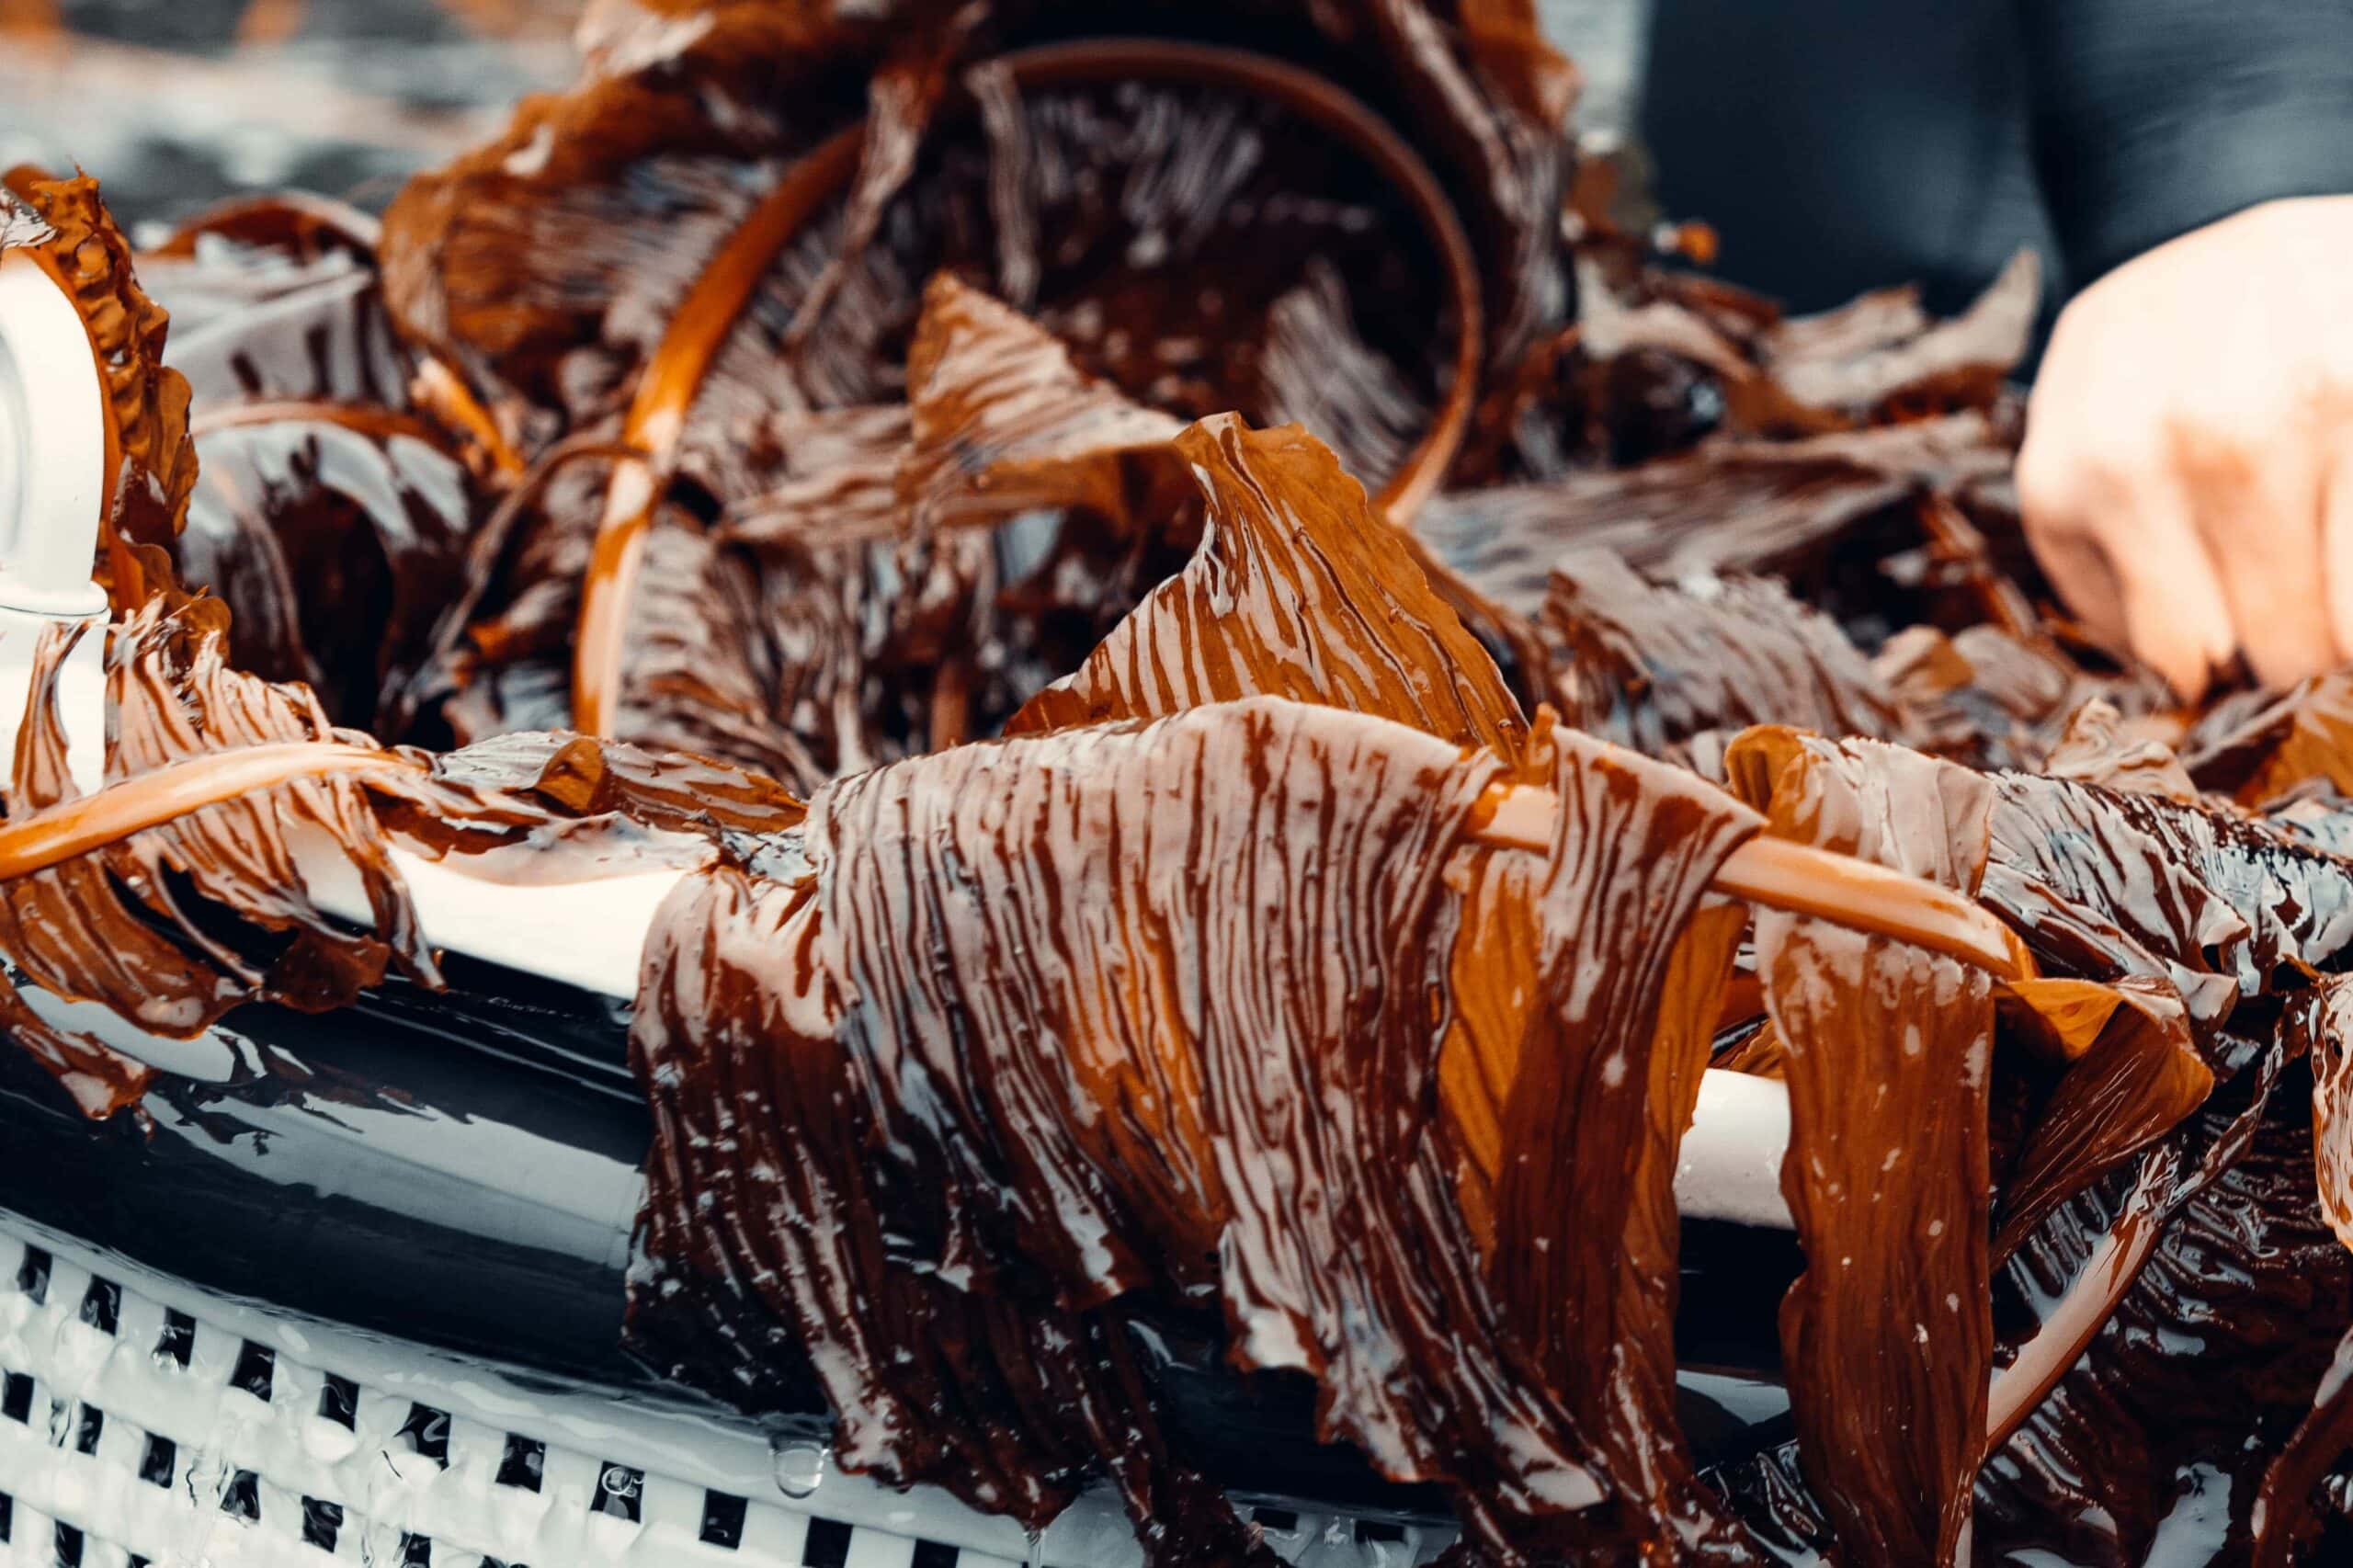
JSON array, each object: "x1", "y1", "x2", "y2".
[
  {"x1": 1012, "y1": 412, "x2": 1525, "y2": 756},
  {"x1": 1541, "y1": 551, "x2": 1908, "y2": 774}
]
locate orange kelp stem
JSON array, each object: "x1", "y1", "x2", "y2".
[
  {"x1": 410, "y1": 356, "x2": 524, "y2": 479},
  {"x1": 570, "y1": 39, "x2": 1483, "y2": 738},
  {"x1": 188, "y1": 400, "x2": 456, "y2": 446},
  {"x1": 1984, "y1": 1154, "x2": 2167, "y2": 1450},
  {"x1": 569, "y1": 122, "x2": 864, "y2": 739},
  {"x1": 1716, "y1": 832, "x2": 2031, "y2": 983},
  {"x1": 147, "y1": 189, "x2": 382, "y2": 259},
  {"x1": 1475, "y1": 780, "x2": 2031, "y2": 981},
  {"x1": 1000, "y1": 40, "x2": 1483, "y2": 526},
  {"x1": 0, "y1": 743, "x2": 416, "y2": 879}
]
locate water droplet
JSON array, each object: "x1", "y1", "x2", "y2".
[{"x1": 771, "y1": 1436, "x2": 827, "y2": 1499}]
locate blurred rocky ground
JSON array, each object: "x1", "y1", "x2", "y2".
[
  {"x1": 0, "y1": 0, "x2": 572, "y2": 237},
  {"x1": 1, "y1": 1, "x2": 1644, "y2": 235}
]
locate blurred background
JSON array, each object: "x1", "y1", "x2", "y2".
[
  {"x1": 0, "y1": 1, "x2": 1638, "y2": 243},
  {"x1": 0, "y1": 0, "x2": 2055, "y2": 333},
  {"x1": 13, "y1": 0, "x2": 1662, "y2": 229},
  {"x1": 0, "y1": 0, "x2": 575, "y2": 242}
]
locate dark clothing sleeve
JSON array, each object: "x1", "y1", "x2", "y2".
[
  {"x1": 1641, "y1": 0, "x2": 2061, "y2": 321},
  {"x1": 2015, "y1": 0, "x2": 2353, "y2": 289}
]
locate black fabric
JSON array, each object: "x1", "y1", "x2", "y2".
[
  {"x1": 1637, "y1": 0, "x2": 2353, "y2": 324},
  {"x1": 1640, "y1": 0, "x2": 2060, "y2": 323},
  {"x1": 2016, "y1": 0, "x2": 2353, "y2": 290}
]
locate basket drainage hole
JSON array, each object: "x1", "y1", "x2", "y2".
[
  {"x1": 302, "y1": 1498, "x2": 343, "y2": 1551},
  {"x1": 496, "y1": 1434, "x2": 545, "y2": 1492},
  {"x1": 801, "y1": 1517, "x2": 853, "y2": 1568},
  {"x1": 229, "y1": 1340, "x2": 275, "y2": 1402},
  {"x1": 77, "y1": 1278, "x2": 119, "y2": 1335},
  {"x1": 318, "y1": 1372, "x2": 358, "y2": 1428},
  {"x1": 594, "y1": 1460, "x2": 643, "y2": 1521},
  {"x1": 399, "y1": 1403, "x2": 450, "y2": 1467},
  {"x1": 222, "y1": 1470, "x2": 259, "y2": 1522},
  {"x1": 699, "y1": 1491, "x2": 748, "y2": 1547},
  {"x1": 154, "y1": 1309, "x2": 194, "y2": 1369},
  {"x1": 14, "y1": 1247, "x2": 48, "y2": 1304}
]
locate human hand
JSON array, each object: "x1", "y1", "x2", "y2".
[{"x1": 2017, "y1": 195, "x2": 2353, "y2": 698}]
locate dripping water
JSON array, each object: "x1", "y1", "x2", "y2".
[{"x1": 772, "y1": 1434, "x2": 829, "y2": 1500}]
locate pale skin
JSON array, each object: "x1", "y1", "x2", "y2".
[{"x1": 2018, "y1": 194, "x2": 2353, "y2": 699}]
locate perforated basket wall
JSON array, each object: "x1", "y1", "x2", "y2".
[{"x1": 0, "y1": 1216, "x2": 1448, "y2": 1567}]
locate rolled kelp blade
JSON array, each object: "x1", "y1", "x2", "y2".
[{"x1": 1540, "y1": 550, "x2": 1914, "y2": 775}]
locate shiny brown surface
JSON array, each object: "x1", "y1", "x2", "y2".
[
  {"x1": 1543, "y1": 551, "x2": 1910, "y2": 769},
  {"x1": 17, "y1": 8, "x2": 2353, "y2": 1564},
  {"x1": 632, "y1": 700, "x2": 1763, "y2": 1562},
  {"x1": 569, "y1": 122, "x2": 865, "y2": 740},
  {"x1": 0, "y1": 599, "x2": 800, "y2": 1119},
  {"x1": 380, "y1": 6, "x2": 1545, "y2": 770},
  {"x1": 2252, "y1": 1321, "x2": 2353, "y2": 1566},
  {"x1": 1727, "y1": 731, "x2": 1996, "y2": 1567},
  {"x1": 556, "y1": 28, "x2": 1487, "y2": 748},
  {"x1": 1011, "y1": 414, "x2": 1523, "y2": 752},
  {"x1": 0, "y1": 608, "x2": 426, "y2": 1117}
]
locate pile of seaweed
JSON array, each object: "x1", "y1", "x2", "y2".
[{"x1": 7, "y1": 3, "x2": 2353, "y2": 1563}]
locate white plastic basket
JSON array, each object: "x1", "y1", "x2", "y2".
[{"x1": 0, "y1": 1213, "x2": 1449, "y2": 1568}]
